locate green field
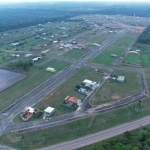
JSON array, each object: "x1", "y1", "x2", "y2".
[
  {"x1": 62, "y1": 49, "x2": 88, "y2": 60},
  {"x1": 91, "y1": 46, "x2": 124, "y2": 65},
  {"x1": 0, "y1": 59, "x2": 70, "y2": 112},
  {"x1": 123, "y1": 43, "x2": 150, "y2": 66},
  {"x1": 112, "y1": 34, "x2": 134, "y2": 47},
  {"x1": 1, "y1": 97, "x2": 150, "y2": 149},
  {"x1": 90, "y1": 71, "x2": 142, "y2": 105},
  {"x1": 13, "y1": 67, "x2": 104, "y2": 123},
  {"x1": 123, "y1": 53, "x2": 141, "y2": 64}
]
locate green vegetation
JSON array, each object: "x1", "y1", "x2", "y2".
[
  {"x1": 0, "y1": 59, "x2": 70, "y2": 112},
  {"x1": 91, "y1": 71, "x2": 142, "y2": 105},
  {"x1": 13, "y1": 67, "x2": 104, "y2": 123},
  {"x1": 123, "y1": 43, "x2": 150, "y2": 66},
  {"x1": 112, "y1": 34, "x2": 134, "y2": 48},
  {"x1": 91, "y1": 46, "x2": 124, "y2": 65},
  {"x1": 63, "y1": 49, "x2": 88, "y2": 60},
  {"x1": 78, "y1": 125, "x2": 150, "y2": 150},
  {"x1": 91, "y1": 34, "x2": 135, "y2": 65},
  {"x1": 137, "y1": 25, "x2": 150, "y2": 44},
  {"x1": 123, "y1": 53, "x2": 141, "y2": 64},
  {"x1": 1, "y1": 97, "x2": 150, "y2": 149}
]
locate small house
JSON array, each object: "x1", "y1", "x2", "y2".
[
  {"x1": 83, "y1": 79, "x2": 97, "y2": 88},
  {"x1": 117, "y1": 76, "x2": 125, "y2": 82},
  {"x1": 46, "y1": 67, "x2": 56, "y2": 72},
  {"x1": 44, "y1": 106, "x2": 55, "y2": 115}
]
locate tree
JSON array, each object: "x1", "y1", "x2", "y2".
[
  {"x1": 21, "y1": 135, "x2": 25, "y2": 146},
  {"x1": 41, "y1": 132, "x2": 46, "y2": 141}
]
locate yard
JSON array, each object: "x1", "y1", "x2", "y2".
[{"x1": 90, "y1": 71, "x2": 142, "y2": 105}]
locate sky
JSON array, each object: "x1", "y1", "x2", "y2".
[{"x1": 0, "y1": 0, "x2": 150, "y2": 3}]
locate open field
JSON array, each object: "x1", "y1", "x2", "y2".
[
  {"x1": 13, "y1": 67, "x2": 105, "y2": 123},
  {"x1": 123, "y1": 53, "x2": 141, "y2": 64},
  {"x1": 112, "y1": 34, "x2": 134, "y2": 48},
  {"x1": 123, "y1": 43, "x2": 150, "y2": 66},
  {"x1": 62, "y1": 49, "x2": 88, "y2": 60},
  {"x1": 90, "y1": 71, "x2": 142, "y2": 105},
  {"x1": 1, "y1": 97, "x2": 150, "y2": 150},
  {"x1": 91, "y1": 46, "x2": 124, "y2": 65},
  {"x1": 0, "y1": 59, "x2": 70, "y2": 112}
]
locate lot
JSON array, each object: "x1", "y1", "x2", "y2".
[{"x1": 90, "y1": 71, "x2": 142, "y2": 105}]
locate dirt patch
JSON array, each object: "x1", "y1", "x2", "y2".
[
  {"x1": 6, "y1": 133, "x2": 21, "y2": 143},
  {"x1": 111, "y1": 94, "x2": 120, "y2": 100}
]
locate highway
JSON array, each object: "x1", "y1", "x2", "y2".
[{"x1": 39, "y1": 115, "x2": 150, "y2": 150}]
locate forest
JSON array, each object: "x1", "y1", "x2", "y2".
[
  {"x1": 79, "y1": 125, "x2": 150, "y2": 150},
  {"x1": 0, "y1": 2, "x2": 150, "y2": 32},
  {"x1": 137, "y1": 25, "x2": 150, "y2": 44}
]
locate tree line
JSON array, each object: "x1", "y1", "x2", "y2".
[
  {"x1": 137, "y1": 25, "x2": 150, "y2": 44},
  {"x1": 79, "y1": 125, "x2": 150, "y2": 150},
  {"x1": 0, "y1": 2, "x2": 150, "y2": 32}
]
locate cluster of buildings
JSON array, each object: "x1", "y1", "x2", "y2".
[
  {"x1": 128, "y1": 49, "x2": 140, "y2": 54},
  {"x1": 21, "y1": 106, "x2": 55, "y2": 121}
]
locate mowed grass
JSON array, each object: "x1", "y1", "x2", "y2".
[
  {"x1": 123, "y1": 43, "x2": 150, "y2": 66},
  {"x1": 123, "y1": 53, "x2": 141, "y2": 64},
  {"x1": 112, "y1": 34, "x2": 134, "y2": 47},
  {"x1": 1, "y1": 97, "x2": 150, "y2": 150},
  {"x1": 62, "y1": 49, "x2": 88, "y2": 60},
  {"x1": 90, "y1": 71, "x2": 142, "y2": 105},
  {"x1": 91, "y1": 46, "x2": 124, "y2": 65},
  {"x1": 0, "y1": 60, "x2": 71, "y2": 112}
]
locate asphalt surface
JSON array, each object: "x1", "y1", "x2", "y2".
[{"x1": 39, "y1": 115, "x2": 150, "y2": 150}]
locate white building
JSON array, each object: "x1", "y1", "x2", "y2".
[
  {"x1": 46, "y1": 67, "x2": 56, "y2": 72},
  {"x1": 83, "y1": 79, "x2": 97, "y2": 87},
  {"x1": 117, "y1": 76, "x2": 125, "y2": 82},
  {"x1": 44, "y1": 106, "x2": 55, "y2": 115}
]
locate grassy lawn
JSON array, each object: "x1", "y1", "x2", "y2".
[
  {"x1": 0, "y1": 60, "x2": 71, "y2": 112},
  {"x1": 123, "y1": 53, "x2": 141, "y2": 64},
  {"x1": 91, "y1": 46, "x2": 124, "y2": 65},
  {"x1": 62, "y1": 49, "x2": 88, "y2": 60},
  {"x1": 1, "y1": 97, "x2": 150, "y2": 149},
  {"x1": 85, "y1": 33, "x2": 113, "y2": 44},
  {"x1": 112, "y1": 34, "x2": 134, "y2": 48},
  {"x1": 90, "y1": 71, "x2": 142, "y2": 105},
  {"x1": 13, "y1": 67, "x2": 105, "y2": 123}
]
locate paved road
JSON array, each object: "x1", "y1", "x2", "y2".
[{"x1": 39, "y1": 115, "x2": 150, "y2": 150}]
